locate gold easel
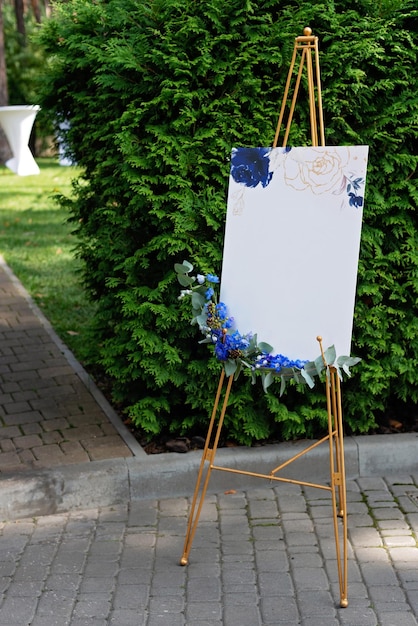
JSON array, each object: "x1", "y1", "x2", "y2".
[{"x1": 179, "y1": 28, "x2": 349, "y2": 609}]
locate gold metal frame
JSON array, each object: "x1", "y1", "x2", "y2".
[
  {"x1": 179, "y1": 28, "x2": 349, "y2": 609},
  {"x1": 273, "y1": 27, "x2": 325, "y2": 148}
]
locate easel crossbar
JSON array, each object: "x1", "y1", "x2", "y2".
[{"x1": 209, "y1": 464, "x2": 332, "y2": 492}]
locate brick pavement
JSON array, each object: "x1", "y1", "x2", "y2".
[
  {"x1": 0, "y1": 257, "x2": 135, "y2": 473},
  {"x1": 0, "y1": 476, "x2": 416, "y2": 625}
]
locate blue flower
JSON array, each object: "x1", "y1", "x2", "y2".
[
  {"x1": 216, "y1": 302, "x2": 227, "y2": 318},
  {"x1": 205, "y1": 287, "x2": 214, "y2": 300},
  {"x1": 230, "y1": 147, "x2": 273, "y2": 189},
  {"x1": 223, "y1": 317, "x2": 234, "y2": 329},
  {"x1": 206, "y1": 274, "x2": 219, "y2": 283},
  {"x1": 257, "y1": 352, "x2": 308, "y2": 373},
  {"x1": 215, "y1": 341, "x2": 229, "y2": 361},
  {"x1": 348, "y1": 192, "x2": 363, "y2": 208}
]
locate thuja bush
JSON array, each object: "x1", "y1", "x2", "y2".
[{"x1": 37, "y1": 0, "x2": 418, "y2": 443}]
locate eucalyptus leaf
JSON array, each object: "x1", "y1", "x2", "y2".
[
  {"x1": 305, "y1": 361, "x2": 320, "y2": 379},
  {"x1": 323, "y1": 345, "x2": 337, "y2": 365},
  {"x1": 191, "y1": 291, "x2": 205, "y2": 309},
  {"x1": 337, "y1": 355, "x2": 361, "y2": 368},
  {"x1": 342, "y1": 363, "x2": 352, "y2": 377},
  {"x1": 196, "y1": 312, "x2": 208, "y2": 327},
  {"x1": 224, "y1": 359, "x2": 237, "y2": 377},
  {"x1": 262, "y1": 371, "x2": 273, "y2": 392},
  {"x1": 292, "y1": 370, "x2": 303, "y2": 384},
  {"x1": 177, "y1": 274, "x2": 193, "y2": 287},
  {"x1": 258, "y1": 341, "x2": 274, "y2": 354},
  {"x1": 174, "y1": 261, "x2": 193, "y2": 274},
  {"x1": 334, "y1": 364, "x2": 343, "y2": 381},
  {"x1": 279, "y1": 376, "x2": 286, "y2": 397},
  {"x1": 234, "y1": 359, "x2": 243, "y2": 380},
  {"x1": 314, "y1": 354, "x2": 325, "y2": 376},
  {"x1": 248, "y1": 334, "x2": 258, "y2": 350},
  {"x1": 301, "y1": 367, "x2": 315, "y2": 388}
]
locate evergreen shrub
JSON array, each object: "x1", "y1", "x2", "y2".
[{"x1": 37, "y1": 0, "x2": 418, "y2": 444}]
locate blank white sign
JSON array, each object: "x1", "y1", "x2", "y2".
[{"x1": 220, "y1": 145, "x2": 369, "y2": 361}]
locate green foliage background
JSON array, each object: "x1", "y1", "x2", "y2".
[{"x1": 37, "y1": 0, "x2": 418, "y2": 443}]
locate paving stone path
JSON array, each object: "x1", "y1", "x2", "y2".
[
  {"x1": 0, "y1": 476, "x2": 416, "y2": 626},
  {"x1": 0, "y1": 257, "x2": 134, "y2": 474}
]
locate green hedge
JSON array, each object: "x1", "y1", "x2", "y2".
[{"x1": 37, "y1": 0, "x2": 418, "y2": 443}]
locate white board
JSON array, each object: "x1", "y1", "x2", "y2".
[{"x1": 220, "y1": 145, "x2": 369, "y2": 361}]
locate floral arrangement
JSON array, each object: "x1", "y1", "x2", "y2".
[{"x1": 175, "y1": 260, "x2": 360, "y2": 394}]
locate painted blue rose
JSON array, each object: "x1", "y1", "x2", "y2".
[
  {"x1": 347, "y1": 177, "x2": 364, "y2": 209},
  {"x1": 348, "y1": 192, "x2": 363, "y2": 208},
  {"x1": 230, "y1": 147, "x2": 273, "y2": 189}
]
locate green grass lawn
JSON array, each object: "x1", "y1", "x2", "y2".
[{"x1": 0, "y1": 157, "x2": 97, "y2": 365}]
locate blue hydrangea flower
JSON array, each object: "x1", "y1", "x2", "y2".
[
  {"x1": 230, "y1": 147, "x2": 273, "y2": 189},
  {"x1": 257, "y1": 352, "x2": 308, "y2": 373},
  {"x1": 205, "y1": 287, "x2": 214, "y2": 300},
  {"x1": 215, "y1": 341, "x2": 229, "y2": 361},
  {"x1": 206, "y1": 274, "x2": 220, "y2": 283},
  {"x1": 216, "y1": 302, "x2": 227, "y2": 318}
]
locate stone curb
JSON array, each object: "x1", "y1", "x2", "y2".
[{"x1": 1, "y1": 432, "x2": 416, "y2": 521}]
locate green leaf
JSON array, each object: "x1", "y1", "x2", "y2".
[
  {"x1": 177, "y1": 273, "x2": 193, "y2": 287},
  {"x1": 314, "y1": 355, "x2": 325, "y2": 377},
  {"x1": 262, "y1": 371, "x2": 273, "y2": 392},
  {"x1": 258, "y1": 341, "x2": 274, "y2": 353},
  {"x1": 279, "y1": 376, "x2": 286, "y2": 397},
  {"x1": 234, "y1": 359, "x2": 243, "y2": 380},
  {"x1": 301, "y1": 368, "x2": 315, "y2": 388},
  {"x1": 248, "y1": 334, "x2": 258, "y2": 351},
  {"x1": 174, "y1": 261, "x2": 193, "y2": 274},
  {"x1": 195, "y1": 312, "x2": 208, "y2": 327},
  {"x1": 224, "y1": 359, "x2": 237, "y2": 377},
  {"x1": 191, "y1": 291, "x2": 205, "y2": 309},
  {"x1": 323, "y1": 345, "x2": 337, "y2": 365}
]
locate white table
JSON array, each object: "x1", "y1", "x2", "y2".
[{"x1": 0, "y1": 105, "x2": 40, "y2": 176}]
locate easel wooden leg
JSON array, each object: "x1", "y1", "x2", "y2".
[
  {"x1": 180, "y1": 370, "x2": 234, "y2": 566},
  {"x1": 327, "y1": 367, "x2": 348, "y2": 608}
]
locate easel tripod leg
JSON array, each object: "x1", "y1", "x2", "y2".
[
  {"x1": 327, "y1": 368, "x2": 348, "y2": 608},
  {"x1": 180, "y1": 371, "x2": 233, "y2": 566}
]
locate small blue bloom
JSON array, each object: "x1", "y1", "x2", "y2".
[
  {"x1": 216, "y1": 302, "x2": 228, "y2": 318},
  {"x1": 214, "y1": 341, "x2": 229, "y2": 361},
  {"x1": 230, "y1": 147, "x2": 273, "y2": 189},
  {"x1": 206, "y1": 273, "x2": 220, "y2": 284},
  {"x1": 348, "y1": 192, "x2": 363, "y2": 208},
  {"x1": 205, "y1": 287, "x2": 214, "y2": 300}
]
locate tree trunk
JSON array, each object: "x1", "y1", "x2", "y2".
[
  {"x1": 0, "y1": 1, "x2": 12, "y2": 163},
  {"x1": 30, "y1": 0, "x2": 41, "y2": 23},
  {"x1": 14, "y1": 0, "x2": 26, "y2": 42}
]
